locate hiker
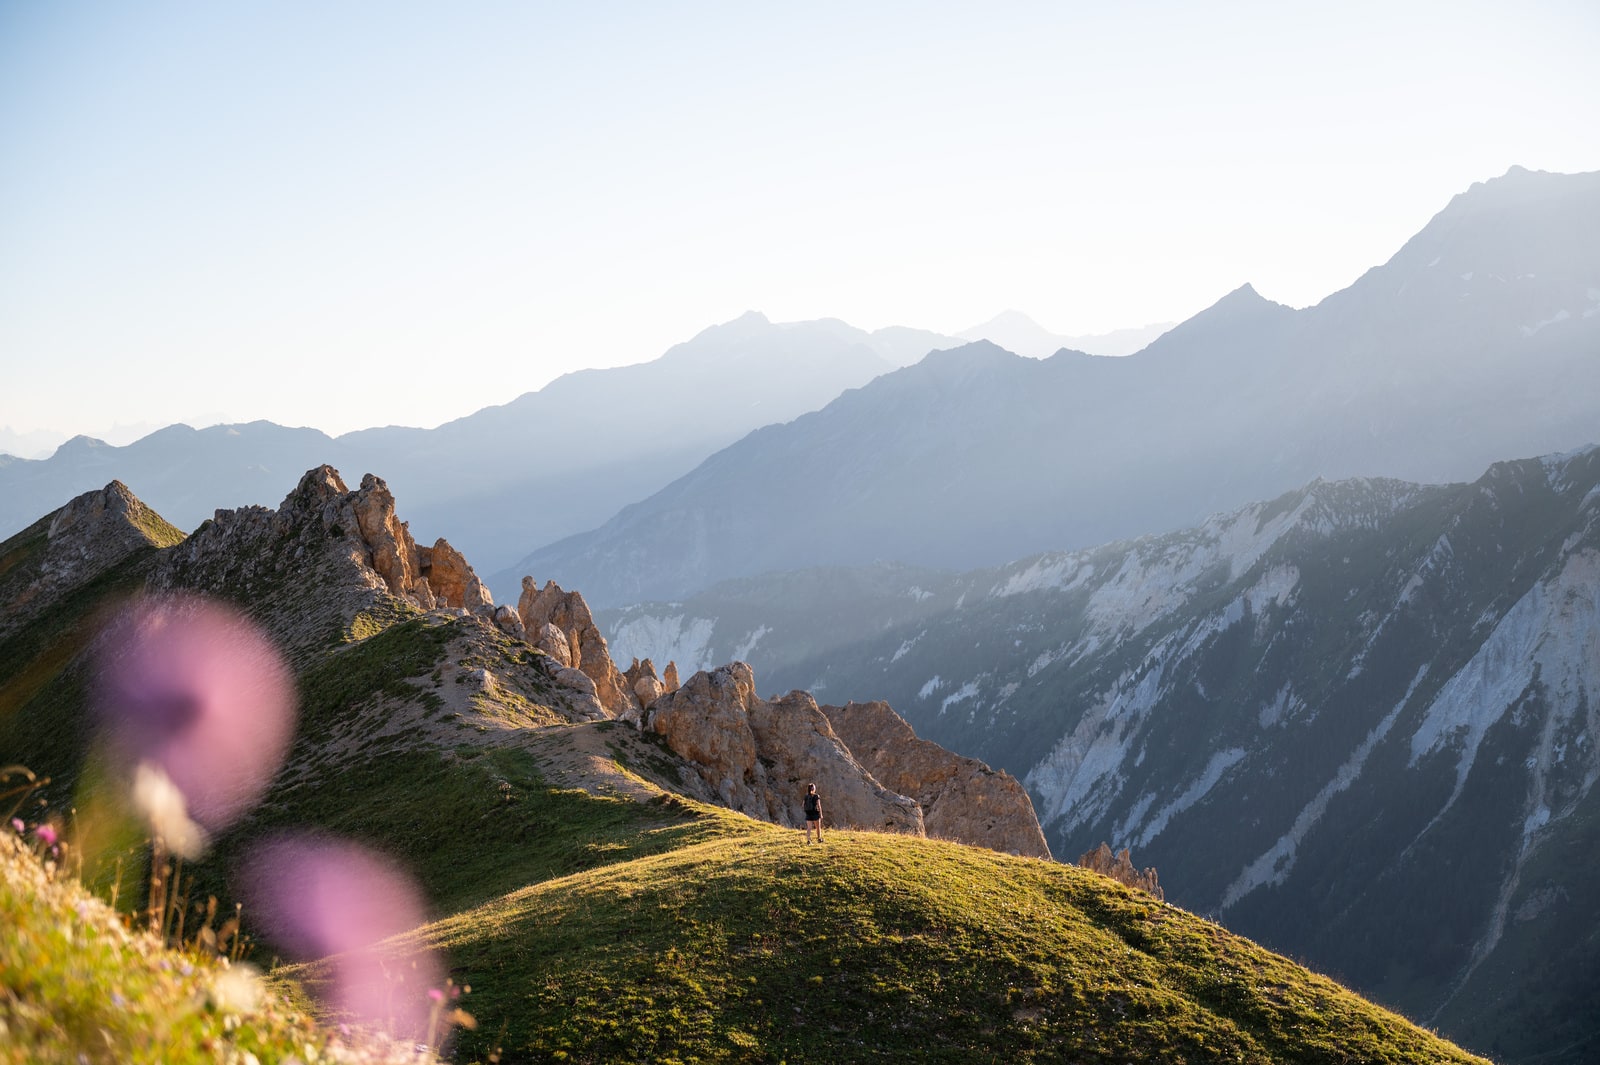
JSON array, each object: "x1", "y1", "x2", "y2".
[{"x1": 803, "y1": 783, "x2": 823, "y2": 843}]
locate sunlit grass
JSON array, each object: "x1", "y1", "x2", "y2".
[
  {"x1": 0, "y1": 829, "x2": 440, "y2": 1065},
  {"x1": 382, "y1": 827, "x2": 1490, "y2": 1065}
]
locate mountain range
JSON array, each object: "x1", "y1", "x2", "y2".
[
  {"x1": 522, "y1": 166, "x2": 1600, "y2": 606},
  {"x1": 0, "y1": 313, "x2": 955, "y2": 579},
  {"x1": 601, "y1": 445, "x2": 1600, "y2": 1064}
]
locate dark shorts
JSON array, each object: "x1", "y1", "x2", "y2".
[{"x1": 805, "y1": 816, "x2": 820, "y2": 824}]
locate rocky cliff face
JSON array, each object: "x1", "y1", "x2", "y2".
[
  {"x1": 638, "y1": 661, "x2": 1053, "y2": 856},
  {"x1": 517, "y1": 577, "x2": 637, "y2": 717},
  {"x1": 645, "y1": 663, "x2": 924, "y2": 835},
  {"x1": 820, "y1": 700, "x2": 1051, "y2": 858}
]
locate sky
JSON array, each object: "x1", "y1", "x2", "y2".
[{"x1": 2, "y1": 1, "x2": 1597, "y2": 444}]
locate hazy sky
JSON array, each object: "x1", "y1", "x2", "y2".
[{"x1": 2, "y1": 1, "x2": 1597, "y2": 440}]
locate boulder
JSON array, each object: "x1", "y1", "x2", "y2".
[
  {"x1": 821, "y1": 700, "x2": 1052, "y2": 858},
  {"x1": 492, "y1": 604, "x2": 526, "y2": 640},
  {"x1": 532, "y1": 622, "x2": 573, "y2": 667}
]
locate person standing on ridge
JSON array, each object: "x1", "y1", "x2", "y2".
[{"x1": 803, "y1": 783, "x2": 823, "y2": 843}]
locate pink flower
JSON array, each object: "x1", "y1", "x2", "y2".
[
  {"x1": 93, "y1": 595, "x2": 295, "y2": 834},
  {"x1": 9, "y1": 818, "x2": 22, "y2": 834},
  {"x1": 34, "y1": 824, "x2": 58, "y2": 847},
  {"x1": 244, "y1": 834, "x2": 441, "y2": 1040},
  {"x1": 428, "y1": 988, "x2": 445, "y2": 1003}
]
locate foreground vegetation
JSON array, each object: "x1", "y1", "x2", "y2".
[{"x1": 0, "y1": 829, "x2": 441, "y2": 1065}]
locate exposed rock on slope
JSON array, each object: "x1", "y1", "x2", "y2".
[
  {"x1": 645, "y1": 663, "x2": 923, "y2": 835},
  {"x1": 517, "y1": 577, "x2": 636, "y2": 717},
  {"x1": 821, "y1": 700, "x2": 1051, "y2": 858},
  {"x1": 421, "y1": 538, "x2": 491, "y2": 611}
]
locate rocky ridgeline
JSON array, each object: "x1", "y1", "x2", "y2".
[{"x1": 27, "y1": 466, "x2": 1053, "y2": 858}]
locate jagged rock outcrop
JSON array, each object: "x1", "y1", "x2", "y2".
[
  {"x1": 421, "y1": 538, "x2": 491, "y2": 611},
  {"x1": 645, "y1": 663, "x2": 924, "y2": 835},
  {"x1": 623, "y1": 657, "x2": 680, "y2": 711},
  {"x1": 517, "y1": 577, "x2": 632, "y2": 716},
  {"x1": 1078, "y1": 842, "x2": 1163, "y2": 900},
  {"x1": 349, "y1": 474, "x2": 436, "y2": 608},
  {"x1": 821, "y1": 700, "x2": 1052, "y2": 858}
]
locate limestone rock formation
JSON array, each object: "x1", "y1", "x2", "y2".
[
  {"x1": 518, "y1": 577, "x2": 633, "y2": 716},
  {"x1": 422, "y1": 538, "x2": 491, "y2": 611},
  {"x1": 645, "y1": 663, "x2": 924, "y2": 835},
  {"x1": 662, "y1": 661, "x2": 680, "y2": 692},
  {"x1": 623, "y1": 657, "x2": 678, "y2": 711},
  {"x1": 822, "y1": 700, "x2": 1052, "y2": 859},
  {"x1": 349, "y1": 474, "x2": 436, "y2": 608},
  {"x1": 1078, "y1": 842, "x2": 1163, "y2": 900}
]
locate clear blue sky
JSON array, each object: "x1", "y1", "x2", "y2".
[{"x1": 2, "y1": 1, "x2": 1596, "y2": 440}]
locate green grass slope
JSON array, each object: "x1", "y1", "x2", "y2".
[{"x1": 383, "y1": 824, "x2": 1488, "y2": 1065}]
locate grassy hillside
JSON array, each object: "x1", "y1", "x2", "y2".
[{"x1": 347, "y1": 822, "x2": 1486, "y2": 1065}]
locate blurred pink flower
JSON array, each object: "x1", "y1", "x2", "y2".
[
  {"x1": 34, "y1": 823, "x2": 57, "y2": 846},
  {"x1": 92, "y1": 594, "x2": 295, "y2": 834},
  {"x1": 9, "y1": 818, "x2": 21, "y2": 834},
  {"x1": 244, "y1": 834, "x2": 441, "y2": 1040}
]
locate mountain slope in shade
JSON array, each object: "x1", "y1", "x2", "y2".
[
  {"x1": 526, "y1": 166, "x2": 1600, "y2": 607},
  {"x1": 604, "y1": 445, "x2": 1600, "y2": 1064},
  {"x1": 0, "y1": 312, "x2": 944, "y2": 579}
]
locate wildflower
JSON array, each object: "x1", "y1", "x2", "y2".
[
  {"x1": 34, "y1": 823, "x2": 57, "y2": 847},
  {"x1": 93, "y1": 595, "x2": 295, "y2": 834},
  {"x1": 9, "y1": 818, "x2": 22, "y2": 834},
  {"x1": 210, "y1": 963, "x2": 265, "y2": 1014},
  {"x1": 244, "y1": 834, "x2": 441, "y2": 1041},
  {"x1": 130, "y1": 762, "x2": 207, "y2": 859}
]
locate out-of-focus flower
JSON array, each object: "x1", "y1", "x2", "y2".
[
  {"x1": 93, "y1": 595, "x2": 295, "y2": 837},
  {"x1": 210, "y1": 962, "x2": 265, "y2": 1014},
  {"x1": 34, "y1": 823, "x2": 57, "y2": 847},
  {"x1": 10, "y1": 817, "x2": 23, "y2": 834},
  {"x1": 244, "y1": 834, "x2": 441, "y2": 1040},
  {"x1": 130, "y1": 762, "x2": 207, "y2": 858}
]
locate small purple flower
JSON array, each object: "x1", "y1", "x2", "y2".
[{"x1": 34, "y1": 824, "x2": 58, "y2": 847}]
